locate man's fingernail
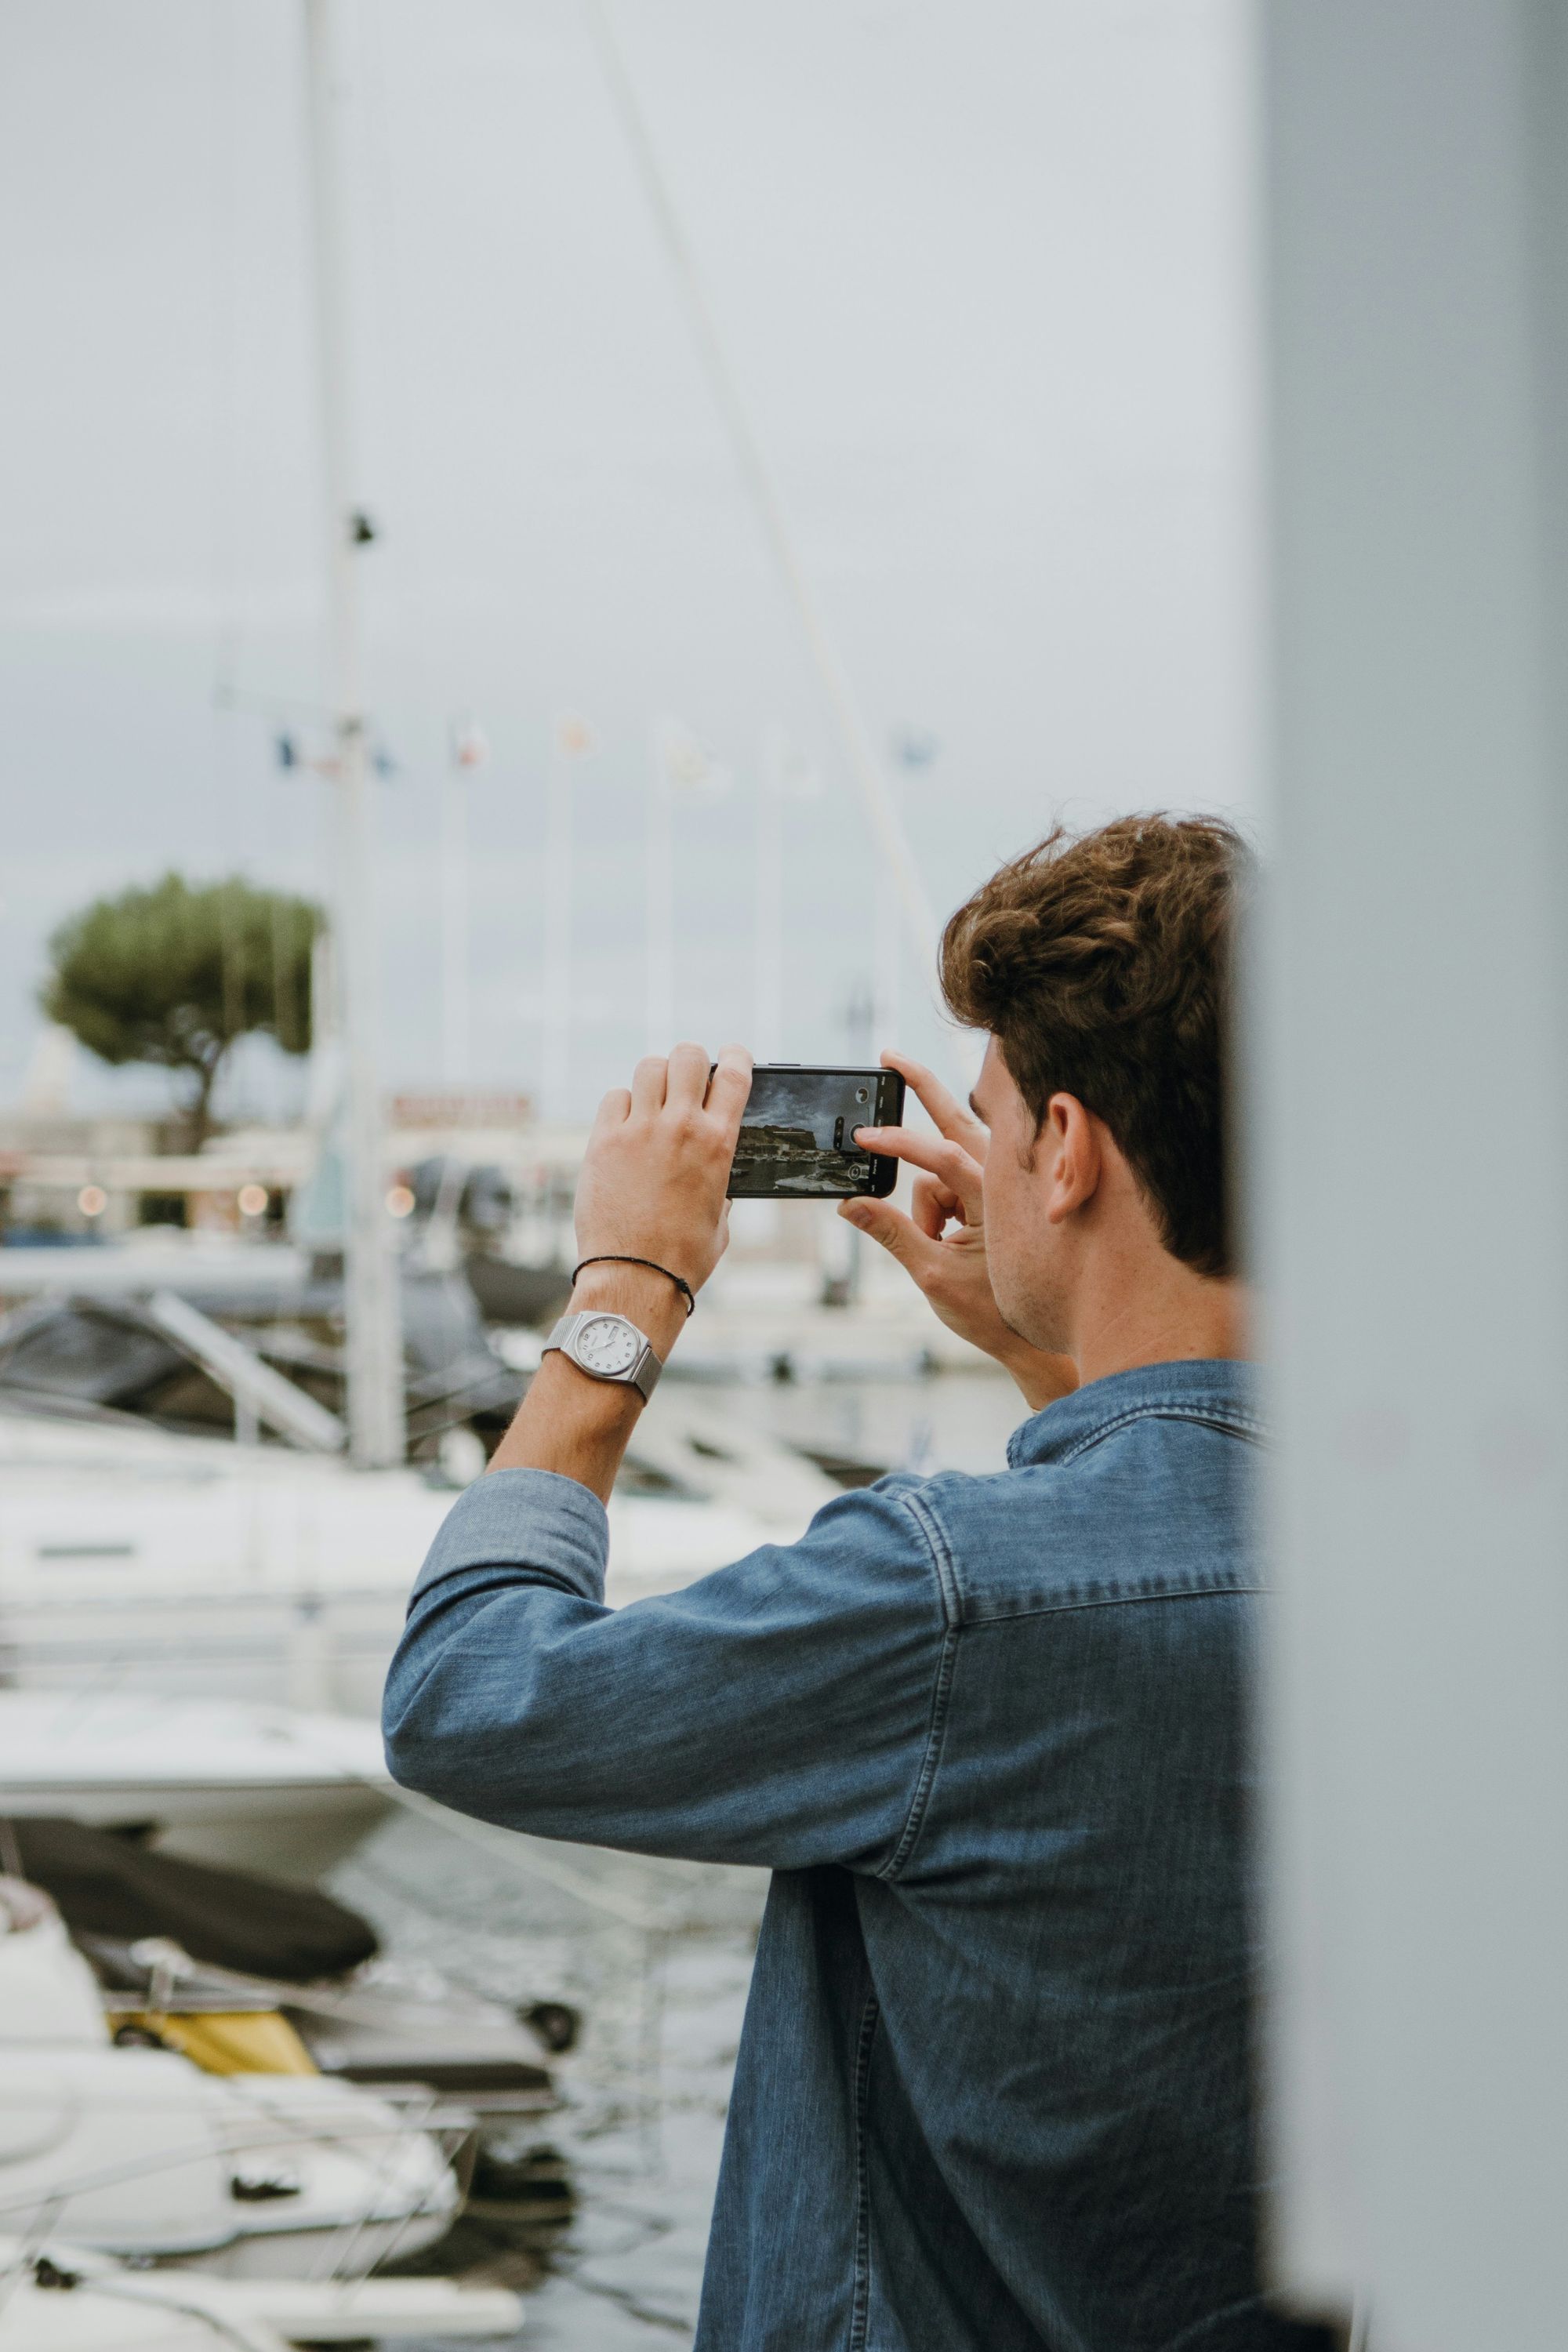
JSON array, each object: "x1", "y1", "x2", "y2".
[{"x1": 842, "y1": 1203, "x2": 870, "y2": 1227}]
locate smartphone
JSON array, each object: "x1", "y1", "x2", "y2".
[{"x1": 724, "y1": 1064, "x2": 906, "y2": 1200}]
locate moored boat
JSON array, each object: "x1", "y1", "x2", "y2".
[
  {"x1": 0, "y1": 1878, "x2": 461, "y2": 2278},
  {"x1": 0, "y1": 1387, "x2": 837, "y2": 1712}
]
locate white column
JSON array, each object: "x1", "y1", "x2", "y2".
[
  {"x1": 1258, "y1": 4, "x2": 1568, "y2": 2343},
  {"x1": 301, "y1": 0, "x2": 404, "y2": 1470}
]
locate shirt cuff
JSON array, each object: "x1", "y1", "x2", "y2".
[{"x1": 412, "y1": 1467, "x2": 611, "y2": 1604}]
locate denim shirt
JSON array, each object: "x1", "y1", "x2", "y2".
[{"x1": 384, "y1": 1359, "x2": 1326, "y2": 2352}]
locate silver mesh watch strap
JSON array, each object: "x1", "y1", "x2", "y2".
[{"x1": 543, "y1": 1311, "x2": 663, "y2": 1403}]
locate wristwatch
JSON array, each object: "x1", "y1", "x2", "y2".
[{"x1": 543, "y1": 1309, "x2": 663, "y2": 1402}]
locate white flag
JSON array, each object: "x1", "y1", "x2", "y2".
[
  {"x1": 448, "y1": 714, "x2": 489, "y2": 769},
  {"x1": 655, "y1": 714, "x2": 731, "y2": 800}
]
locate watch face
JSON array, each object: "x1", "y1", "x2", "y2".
[{"x1": 575, "y1": 1314, "x2": 641, "y2": 1377}]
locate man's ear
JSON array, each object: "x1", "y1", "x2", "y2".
[{"x1": 1040, "y1": 1094, "x2": 1102, "y2": 1225}]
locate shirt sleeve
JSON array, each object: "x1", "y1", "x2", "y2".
[{"x1": 381, "y1": 1465, "x2": 952, "y2": 1874}]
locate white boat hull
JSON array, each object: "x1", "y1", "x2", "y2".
[
  {"x1": 0, "y1": 1695, "x2": 392, "y2": 1877},
  {"x1": 0, "y1": 2239, "x2": 524, "y2": 2346},
  {"x1": 0, "y1": 2051, "x2": 458, "y2": 2278},
  {"x1": 0, "y1": 1399, "x2": 833, "y2": 1718}
]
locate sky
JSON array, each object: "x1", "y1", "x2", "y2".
[{"x1": 0, "y1": 0, "x2": 1256, "y2": 1125}]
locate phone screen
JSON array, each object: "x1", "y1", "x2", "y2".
[{"x1": 726, "y1": 1065, "x2": 906, "y2": 1200}]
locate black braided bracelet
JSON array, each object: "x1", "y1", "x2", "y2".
[{"x1": 572, "y1": 1255, "x2": 696, "y2": 1317}]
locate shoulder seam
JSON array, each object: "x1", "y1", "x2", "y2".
[{"x1": 1056, "y1": 1402, "x2": 1266, "y2": 1466}]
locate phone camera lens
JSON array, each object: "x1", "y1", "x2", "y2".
[{"x1": 855, "y1": 1087, "x2": 869, "y2": 1102}]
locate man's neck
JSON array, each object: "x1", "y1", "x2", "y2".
[{"x1": 1069, "y1": 1254, "x2": 1248, "y2": 1391}]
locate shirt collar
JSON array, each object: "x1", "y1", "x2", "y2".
[{"x1": 1006, "y1": 1358, "x2": 1261, "y2": 1469}]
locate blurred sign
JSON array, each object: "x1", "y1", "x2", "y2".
[{"x1": 390, "y1": 1091, "x2": 533, "y2": 1130}]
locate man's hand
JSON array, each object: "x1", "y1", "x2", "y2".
[
  {"x1": 575, "y1": 1042, "x2": 753, "y2": 1297},
  {"x1": 841, "y1": 1051, "x2": 1076, "y2": 1413},
  {"x1": 488, "y1": 1044, "x2": 752, "y2": 1494}
]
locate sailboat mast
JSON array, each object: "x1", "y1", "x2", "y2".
[{"x1": 302, "y1": 0, "x2": 405, "y2": 1470}]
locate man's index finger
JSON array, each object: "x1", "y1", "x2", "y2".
[{"x1": 706, "y1": 1047, "x2": 754, "y2": 1135}]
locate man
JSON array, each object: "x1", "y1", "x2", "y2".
[{"x1": 384, "y1": 815, "x2": 1328, "y2": 2351}]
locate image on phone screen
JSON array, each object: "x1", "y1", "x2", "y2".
[{"x1": 726, "y1": 1065, "x2": 906, "y2": 1200}]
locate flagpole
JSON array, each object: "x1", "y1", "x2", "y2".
[
  {"x1": 301, "y1": 0, "x2": 405, "y2": 1470},
  {"x1": 441, "y1": 724, "x2": 469, "y2": 1084},
  {"x1": 543, "y1": 720, "x2": 574, "y2": 1115},
  {"x1": 872, "y1": 761, "x2": 902, "y2": 1051},
  {"x1": 645, "y1": 724, "x2": 673, "y2": 1055},
  {"x1": 753, "y1": 726, "x2": 785, "y2": 1061}
]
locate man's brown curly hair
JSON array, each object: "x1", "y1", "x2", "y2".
[{"x1": 939, "y1": 815, "x2": 1247, "y2": 1276}]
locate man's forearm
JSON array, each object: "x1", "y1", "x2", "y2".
[{"x1": 488, "y1": 1262, "x2": 689, "y2": 1500}]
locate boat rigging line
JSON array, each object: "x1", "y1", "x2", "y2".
[{"x1": 580, "y1": 0, "x2": 940, "y2": 972}]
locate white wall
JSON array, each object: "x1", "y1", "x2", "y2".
[{"x1": 1258, "y1": 3, "x2": 1568, "y2": 2343}]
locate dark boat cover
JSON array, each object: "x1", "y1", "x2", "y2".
[{"x1": 6, "y1": 1816, "x2": 378, "y2": 1980}]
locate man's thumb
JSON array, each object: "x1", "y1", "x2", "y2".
[{"x1": 840, "y1": 1198, "x2": 926, "y2": 1270}]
